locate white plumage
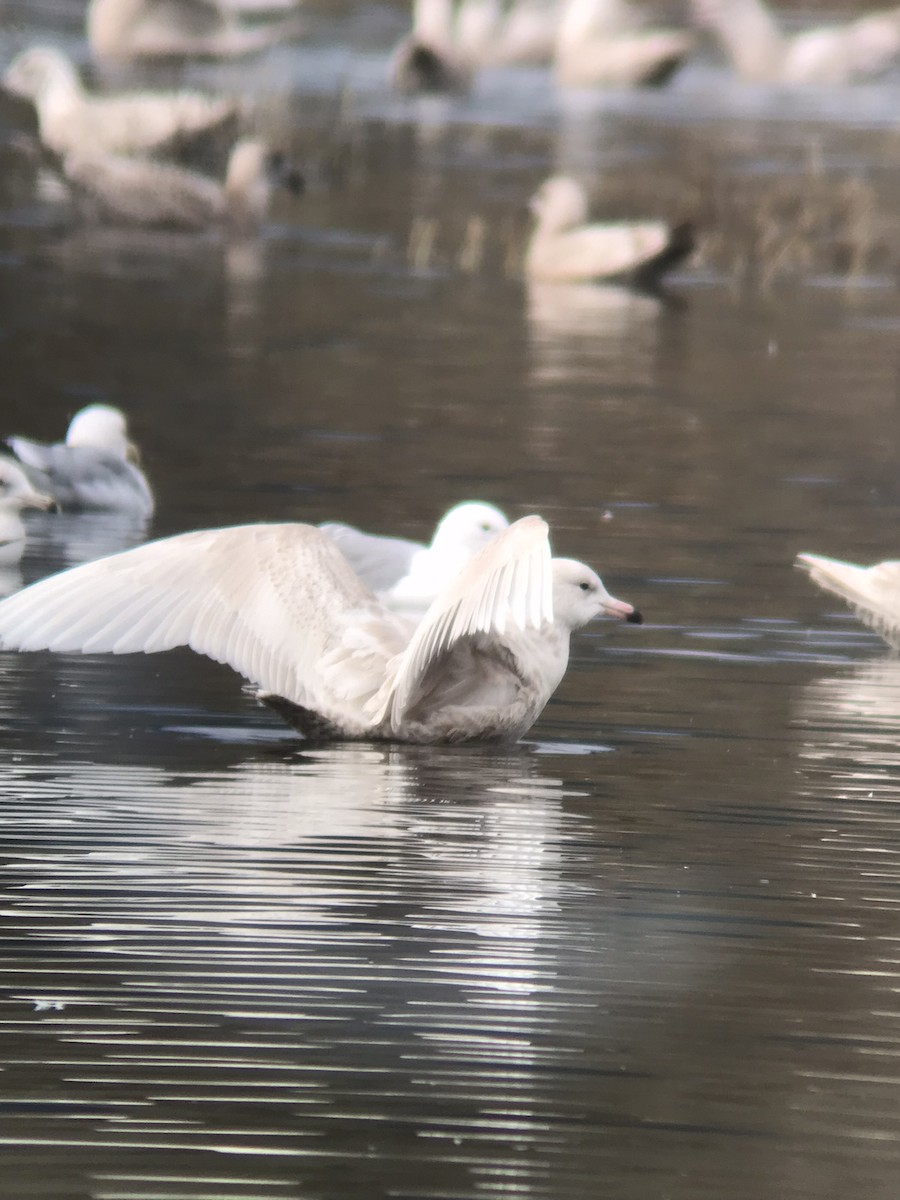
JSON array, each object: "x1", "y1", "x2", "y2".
[
  {"x1": 0, "y1": 516, "x2": 642, "y2": 743},
  {"x1": 525, "y1": 175, "x2": 693, "y2": 286},
  {"x1": 797, "y1": 552, "x2": 900, "y2": 649},
  {"x1": 2, "y1": 45, "x2": 238, "y2": 158}
]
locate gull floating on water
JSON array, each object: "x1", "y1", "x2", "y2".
[
  {"x1": 554, "y1": 0, "x2": 693, "y2": 88},
  {"x1": 321, "y1": 501, "x2": 509, "y2": 610},
  {"x1": 0, "y1": 515, "x2": 642, "y2": 743},
  {"x1": 7, "y1": 404, "x2": 154, "y2": 518},
  {"x1": 390, "y1": 0, "x2": 558, "y2": 92},
  {"x1": 87, "y1": 0, "x2": 299, "y2": 61},
  {"x1": 796, "y1": 552, "x2": 900, "y2": 648},
  {"x1": 692, "y1": 0, "x2": 900, "y2": 84},
  {"x1": 525, "y1": 175, "x2": 694, "y2": 286},
  {"x1": 2, "y1": 45, "x2": 238, "y2": 158},
  {"x1": 0, "y1": 458, "x2": 56, "y2": 567},
  {"x1": 59, "y1": 137, "x2": 302, "y2": 230}
]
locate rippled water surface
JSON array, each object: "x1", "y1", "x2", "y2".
[{"x1": 2, "y1": 2, "x2": 900, "y2": 1198}]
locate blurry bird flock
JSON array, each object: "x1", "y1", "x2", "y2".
[{"x1": 1, "y1": 0, "x2": 899, "y2": 742}]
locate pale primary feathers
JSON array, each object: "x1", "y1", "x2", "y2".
[
  {"x1": 321, "y1": 501, "x2": 510, "y2": 609},
  {"x1": 525, "y1": 175, "x2": 694, "y2": 285},
  {"x1": 692, "y1": 0, "x2": 900, "y2": 85},
  {"x1": 0, "y1": 516, "x2": 642, "y2": 743},
  {"x1": 555, "y1": 0, "x2": 693, "y2": 87},
  {"x1": 2, "y1": 45, "x2": 237, "y2": 158},
  {"x1": 796, "y1": 553, "x2": 900, "y2": 649},
  {"x1": 87, "y1": 0, "x2": 298, "y2": 61},
  {"x1": 0, "y1": 458, "x2": 56, "y2": 567},
  {"x1": 61, "y1": 137, "x2": 301, "y2": 230},
  {"x1": 7, "y1": 403, "x2": 154, "y2": 517}
]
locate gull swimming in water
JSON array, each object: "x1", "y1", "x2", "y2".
[
  {"x1": 390, "y1": 0, "x2": 558, "y2": 93},
  {"x1": 526, "y1": 175, "x2": 694, "y2": 286},
  {"x1": 554, "y1": 0, "x2": 693, "y2": 88},
  {"x1": 691, "y1": 0, "x2": 900, "y2": 84},
  {"x1": 321, "y1": 501, "x2": 509, "y2": 609},
  {"x1": 0, "y1": 515, "x2": 642, "y2": 743},
  {"x1": 87, "y1": 0, "x2": 299, "y2": 61},
  {"x1": 60, "y1": 137, "x2": 302, "y2": 230},
  {"x1": 796, "y1": 552, "x2": 900, "y2": 648},
  {"x1": 2, "y1": 45, "x2": 238, "y2": 158},
  {"x1": 7, "y1": 404, "x2": 154, "y2": 518},
  {"x1": 0, "y1": 457, "x2": 56, "y2": 567}
]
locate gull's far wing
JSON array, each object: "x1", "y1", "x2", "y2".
[
  {"x1": 0, "y1": 522, "x2": 380, "y2": 710},
  {"x1": 796, "y1": 553, "x2": 900, "y2": 649},
  {"x1": 381, "y1": 515, "x2": 553, "y2": 724},
  {"x1": 319, "y1": 522, "x2": 421, "y2": 592}
]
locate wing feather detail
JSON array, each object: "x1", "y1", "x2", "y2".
[
  {"x1": 796, "y1": 553, "x2": 900, "y2": 648},
  {"x1": 383, "y1": 516, "x2": 553, "y2": 724},
  {"x1": 0, "y1": 523, "x2": 388, "y2": 722}
]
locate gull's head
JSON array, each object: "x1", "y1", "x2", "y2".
[
  {"x1": 529, "y1": 175, "x2": 590, "y2": 233},
  {"x1": 65, "y1": 404, "x2": 131, "y2": 457},
  {"x1": 0, "y1": 456, "x2": 55, "y2": 512},
  {"x1": 3, "y1": 45, "x2": 81, "y2": 104},
  {"x1": 551, "y1": 558, "x2": 642, "y2": 631},
  {"x1": 431, "y1": 501, "x2": 509, "y2": 556}
]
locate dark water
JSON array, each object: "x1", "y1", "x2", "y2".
[{"x1": 2, "y1": 3, "x2": 900, "y2": 1198}]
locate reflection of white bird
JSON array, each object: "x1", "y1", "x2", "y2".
[
  {"x1": 60, "y1": 137, "x2": 302, "y2": 230},
  {"x1": 2, "y1": 45, "x2": 238, "y2": 158},
  {"x1": 87, "y1": 0, "x2": 298, "y2": 61},
  {"x1": 8, "y1": 404, "x2": 154, "y2": 518},
  {"x1": 0, "y1": 516, "x2": 642, "y2": 743},
  {"x1": 525, "y1": 175, "x2": 694, "y2": 286},
  {"x1": 555, "y1": 0, "x2": 693, "y2": 87},
  {"x1": 692, "y1": 0, "x2": 900, "y2": 84},
  {"x1": 321, "y1": 501, "x2": 509, "y2": 610},
  {"x1": 0, "y1": 458, "x2": 56, "y2": 567},
  {"x1": 797, "y1": 553, "x2": 900, "y2": 648}
]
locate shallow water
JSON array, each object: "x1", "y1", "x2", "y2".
[{"x1": 2, "y1": 4, "x2": 900, "y2": 1199}]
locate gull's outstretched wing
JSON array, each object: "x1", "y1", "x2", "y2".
[
  {"x1": 382, "y1": 515, "x2": 553, "y2": 724},
  {"x1": 796, "y1": 553, "x2": 900, "y2": 649},
  {"x1": 0, "y1": 522, "x2": 391, "y2": 723},
  {"x1": 319, "y1": 522, "x2": 421, "y2": 592}
]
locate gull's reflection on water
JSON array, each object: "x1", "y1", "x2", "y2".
[{"x1": 526, "y1": 279, "x2": 663, "y2": 387}]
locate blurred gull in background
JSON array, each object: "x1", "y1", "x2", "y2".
[
  {"x1": 322, "y1": 501, "x2": 510, "y2": 610},
  {"x1": 525, "y1": 175, "x2": 694, "y2": 286},
  {"x1": 2, "y1": 45, "x2": 239, "y2": 158},
  {"x1": 7, "y1": 404, "x2": 155, "y2": 518},
  {"x1": 87, "y1": 0, "x2": 301, "y2": 61},
  {"x1": 59, "y1": 137, "x2": 303, "y2": 229},
  {"x1": 692, "y1": 0, "x2": 900, "y2": 84}
]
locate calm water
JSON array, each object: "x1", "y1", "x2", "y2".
[{"x1": 1, "y1": 3, "x2": 900, "y2": 1198}]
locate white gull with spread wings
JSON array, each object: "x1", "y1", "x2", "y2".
[{"x1": 0, "y1": 515, "x2": 641, "y2": 742}]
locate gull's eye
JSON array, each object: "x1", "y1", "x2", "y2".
[
  {"x1": 480, "y1": 522, "x2": 492, "y2": 532},
  {"x1": 579, "y1": 581, "x2": 592, "y2": 592}
]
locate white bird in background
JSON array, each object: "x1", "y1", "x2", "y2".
[
  {"x1": 554, "y1": 0, "x2": 693, "y2": 88},
  {"x1": 0, "y1": 516, "x2": 642, "y2": 743},
  {"x1": 2, "y1": 45, "x2": 239, "y2": 159},
  {"x1": 0, "y1": 458, "x2": 56, "y2": 567},
  {"x1": 796, "y1": 552, "x2": 900, "y2": 648},
  {"x1": 59, "y1": 137, "x2": 303, "y2": 230},
  {"x1": 390, "y1": 0, "x2": 559, "y2": 93},
  {"x1": 7, "y1": 404, "x2": 154, "y2": 518},
  {"x1": 87, "y1": 0, "x2": 299, "y2": 62},
  {"x1": 525, "y1": 175, "x2": 694, "y2": 286},
  {"x1": 321, "y1": 501, "x2": 510, "y2": 610},
  {"x1": 691, "y1": 0, "x2": 900, "y2": 85}
]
